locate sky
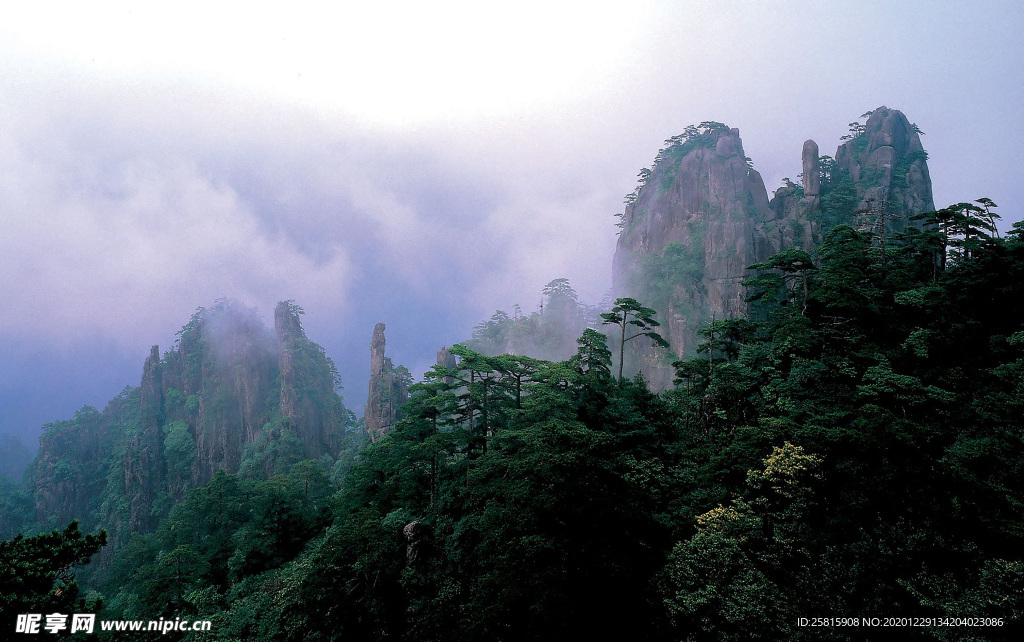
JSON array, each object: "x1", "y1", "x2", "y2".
[{"x1": 1, "y1": 0, "x2": 1022, "y2": 449}]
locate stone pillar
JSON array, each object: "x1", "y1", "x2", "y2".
[{"x1": 802, "y1": 139, "x2": 820, "y2": 197}]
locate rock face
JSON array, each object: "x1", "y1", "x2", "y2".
[
  {"x1": 613, "y1": 124, "x2": 772, "y2": 386},
  {"x1": 365, "y1": 323, "x2": 408, "y2": 442},
  {"x1": 803, "y1": 140, "x2": 821, "y2": 198},
  {"x1": 274, "y1": 302, "x2": 347, "y2": 460},
  {"x1": 159, "y1": 302, "x2": 277, "y2": 490},
  {"x1": 833, "y1": 106, "x2": 934, "y2": 235},
  {"x1": 613, "y1": 108, "x2": 935, "y2": 386},
  {"x1": 436, "y1": 346, "x2": 457, "y2": 385},
  {"x1": 124, "y1": 345, "x2": 168, "y2": 532},
  {"x1": 436, "y1": 346, "x2": 456, "y2": 371},
  {"x1": 761, "y1": 141, "x2": 820, "y2": 259},
  {"x1": 276, "y1": 302, "x2": 302, "y2": 422},
  {"x1": 27, "y1": 299, "x2": 352, "y2": 543},
  {"x1": 31, "y1": 405, "x2": 115, "y2": 532},
  {"x1": 365, "y1": 323, "x2": 389, "y2": 441}
]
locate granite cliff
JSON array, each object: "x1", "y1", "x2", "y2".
[
  {"x1": 22, "y1": 299, "x2": 355, "y2": 543},
  {"x1": 364, "y1": 323, "x2": 409, "y2": 442},
  {"x1": 612, "y1": 107, "x2": 934, "y2": 385}
]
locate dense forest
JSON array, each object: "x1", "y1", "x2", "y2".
[{"x1": 3, "y1": 199, "x2": 1022, "y2": 639}]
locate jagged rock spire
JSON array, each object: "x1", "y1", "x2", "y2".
[{"x1": 366, "y1": 323, "x2": 407, "y2": 442}]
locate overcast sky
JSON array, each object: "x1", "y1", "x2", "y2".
[{"x1": 2, "y1": 1, "x2": 1022, "y2": 447}]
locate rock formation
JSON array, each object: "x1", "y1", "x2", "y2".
[
  {"x1": 162, "y1": 302, "x2": 277, "y2": 488},
  {"x1": 124, "y1": 345, "x2": 167, "y2": 532},
  {"x1": 612, "y1": 108, "x2": 935, "y2": 387},
  {"x1": 31, "y1": 405, "x2": 115, "y2": 532},
  {"x1": 274, "y1": 301, "x2": 347, "y2": 459},
  {"x1": 365, "y1": 323, "x2": 388, "y2": 441},
  {"x1": 834, "y1": 106, "x2": 934, "y2": 235},
  {"x1": 612, "y1": 123, "x2": 771, "y2": 385},
  {"x1": 436, "y1": 346, "x2": 458, "y2": 385},
  {"x1": 436, "y1": 346, "x2": 456, "y2": 371},
  {"x1": 803, "y1": 139, "x2": 821, "y2": 200},
  {"x1": 26, "y1": 299, "x2": 352, "y2": 544},
  {"x1": 276, "y1": 302, "x2": 301, "y2": 422},
  {"x1": 365, "y1": 323, "x2": 409, "y2": 442}
]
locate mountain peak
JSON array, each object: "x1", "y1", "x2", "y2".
[{"x1": 612, "y1": 108, "x2": 935, "y2": 386}]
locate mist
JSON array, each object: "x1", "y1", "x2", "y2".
[{"x1": 1, "y1": 1, "x2": 1022, "y2": 447}]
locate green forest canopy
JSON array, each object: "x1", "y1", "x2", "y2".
[{"x1": 2, "y1": 203, "x2": 1023, "y2": 640}]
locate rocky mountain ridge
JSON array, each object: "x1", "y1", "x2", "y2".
[
  {"x1": 612, "y1": 107, "x2": 935, "y2": 385},
  {"x1": 14, "y1": 300, "x2": 356, "y2": 544}
]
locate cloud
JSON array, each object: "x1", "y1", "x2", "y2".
[
  {"x1": 1, "y1": 1, "x2": 1022, "y2": 444},
  {"x1": 0, "y1": 123, "x2": 353, "y2": 349}
]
